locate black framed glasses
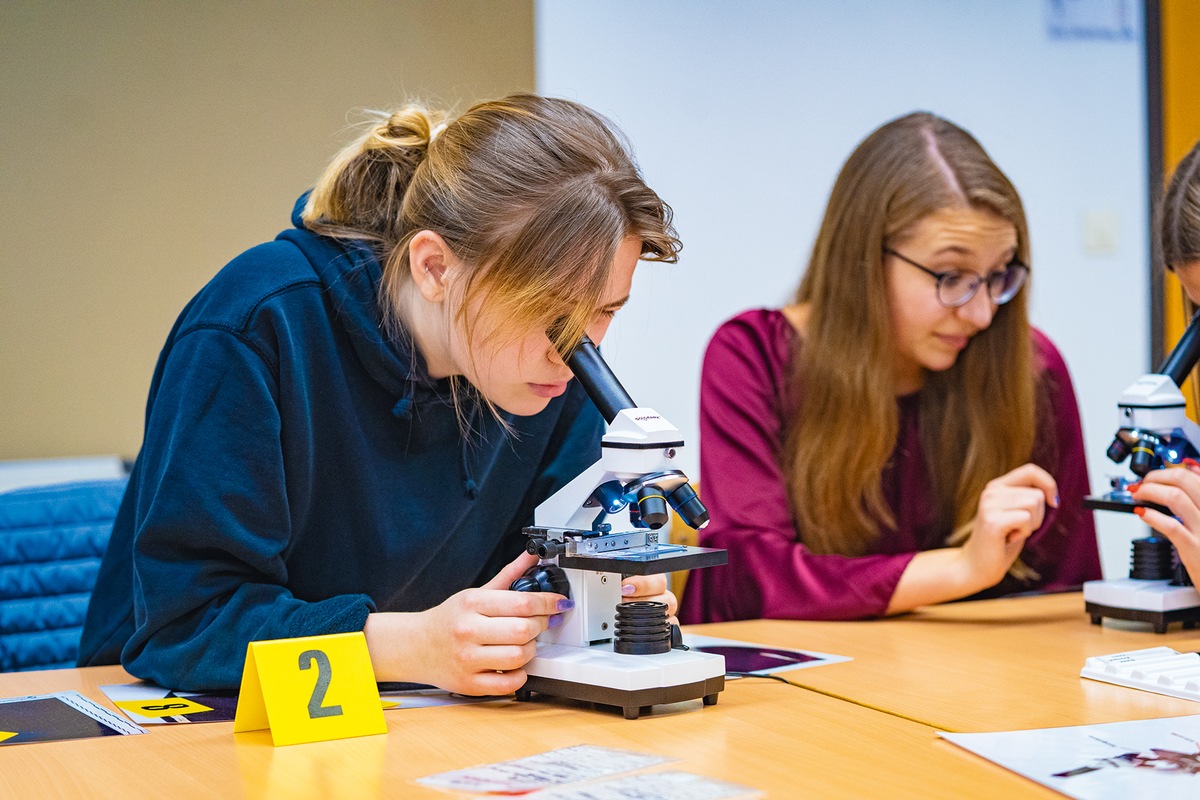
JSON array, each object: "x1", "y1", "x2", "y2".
[{"x1": 885, "y1": 248, "x2": 1029, "y2": 308}]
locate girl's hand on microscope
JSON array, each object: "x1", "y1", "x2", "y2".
[
  {"x1": 961, "y1": 463, "x2": 1058, "y2": 588},
  {"x1": 621, "y1": 574, "x2": 679, "y2": 620},
  {"x1": 1130, "y1": 462, "x2": 1200, "y2": 585},
  {"x1": 363, "y1": 551, "x2": 570, "y2": 696}
]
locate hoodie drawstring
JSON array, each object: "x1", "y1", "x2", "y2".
[{"x1": 460, "y1": 402, "x2": 480, "y2": 500}]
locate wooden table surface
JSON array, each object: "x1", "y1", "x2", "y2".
[
  {"x1": 0, "y1": 661, "x2": 1060, "y2": 799},
  {"x1": 690, "y1": 591, "x2": 1200, "y2": 732}
]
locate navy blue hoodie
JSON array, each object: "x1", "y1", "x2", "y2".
[{"x1": 78, "y1": 198, "x2": 604, "y2": 690}]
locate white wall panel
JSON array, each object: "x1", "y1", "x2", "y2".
[{"x1": 538, "y1": 0, "x2": 1148, "y2": 577}]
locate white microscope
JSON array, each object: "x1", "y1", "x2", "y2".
[
  {"x1": 1083, "y1": 310, "x2": 1200, "y2": 632},
  {"x1": 509, "y1": 336, "x2": 727, "y2": 719}
]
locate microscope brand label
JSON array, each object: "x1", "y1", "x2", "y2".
[{"x1": 233, "y1": 631, "x2": 387, "y2": 746}]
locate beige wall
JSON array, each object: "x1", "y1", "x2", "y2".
[{"x1": 0, "y1": 1, "x2": 534, "y2": 460}]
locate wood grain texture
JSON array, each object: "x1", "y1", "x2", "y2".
[
  {"x1": 691, "y1": 591, "x2": 1200, "y2": 732},
  {"x1": 0, "y1": 661, "x2": 1059, "y2": 798}
]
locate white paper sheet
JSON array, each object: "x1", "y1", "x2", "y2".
[
  {"x1": 416, "y1": 744, "x2": 671, "y2": 793},
  {"x1": 527, "y1": 770, "x2": 761, "y2": 799},
  {"x1": 941, "y1": 714, "x2": 1200, "y2": 799}
]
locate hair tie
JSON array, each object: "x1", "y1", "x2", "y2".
[{"x1": 429, "y1": 122, "x2": 448, "y2": 144}]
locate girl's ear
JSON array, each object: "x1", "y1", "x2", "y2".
[{"x1": 408, "y1": 230, "x2": 453, "y2": 303}]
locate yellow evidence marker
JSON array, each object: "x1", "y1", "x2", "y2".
[
  {"x1": 233, "y1": 631, "x2": 387, "y2": 746},
  {"x1": 114, "y1": 698, "x2": 214, "y2": 719}
]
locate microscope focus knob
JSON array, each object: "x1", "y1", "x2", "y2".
[{"x1": 510, "y1": 564, "x2": 571, "y2": 597}]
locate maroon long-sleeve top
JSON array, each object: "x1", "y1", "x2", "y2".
[{"x1": 679, "y1": 308, "x2": 1102, "y2": 623}]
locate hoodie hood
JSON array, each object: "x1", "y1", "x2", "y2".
[
  {"x1": 277, "y1": 194, "x2": 452, "y2": 416},
  {"x1": 277, "y1": 194, "x2": 480, "y2": 497}
]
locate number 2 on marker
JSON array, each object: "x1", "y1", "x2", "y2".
[{"x1": 299, "y1": 649, "x2": 343, "y2": 719}]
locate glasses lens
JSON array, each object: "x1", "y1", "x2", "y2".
[
  {"x1": 989, "y1": 264, "x2": 1028, "y2": 304},
  {"x1": 937, "y1": 271, "x2": 979, "y2": 307}
]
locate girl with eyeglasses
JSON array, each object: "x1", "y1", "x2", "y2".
[
  {"x1": 681, "y1": 112, "x2": 1101, "y2": 623},
  {"x1": 1126, "y1": 137, "x2": 1200, "y2": 587}
]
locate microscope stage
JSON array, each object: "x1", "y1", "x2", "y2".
[{"x1": 557, "y1": 544, "x2": 727, "y2": 575}]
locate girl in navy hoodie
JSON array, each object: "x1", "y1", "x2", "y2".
[{"x1": 80, "y1": 94, "x2": 681, "y2": 694}]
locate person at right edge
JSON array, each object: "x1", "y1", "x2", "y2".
[
  {"x1": 1129, "y1": 137, "x2": 1200, "y2": 586},
  {"x1": 681, "y1": 112, "x2": 1102, "y2": 623}
]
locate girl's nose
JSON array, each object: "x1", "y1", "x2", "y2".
[{"x1": 958, "y1": 285, "x2": 996, "y2": 329}]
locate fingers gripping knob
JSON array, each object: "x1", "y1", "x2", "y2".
[{"x1": 509, "y1": 563, "x2": 571, "y2": 597}]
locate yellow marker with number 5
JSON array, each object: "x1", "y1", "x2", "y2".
[{"x1": 233, "y1": 631, "x2": 386, "y2": 746}]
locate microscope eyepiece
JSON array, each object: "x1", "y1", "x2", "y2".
[{"x1": 562, "y1": 335, "x2": 636, "y2": 424}]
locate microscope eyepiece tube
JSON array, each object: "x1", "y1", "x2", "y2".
[
  {"x1": 1157, "y1": 309, "x2": 1200, "y2": 387},
  {"x1": 563, "y1": 336, "x2": 636, "y2": 423}
]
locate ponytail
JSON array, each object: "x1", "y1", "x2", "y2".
[{"x1": 302, "y1": 107, "x2": 450, "y2": 249}]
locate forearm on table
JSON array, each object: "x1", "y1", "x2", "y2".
[{"x1": 885, "y1": 548, "x2": 979, "y2": 615}]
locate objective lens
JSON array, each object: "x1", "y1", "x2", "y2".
[
  {"x1": 1130, "y1": 440, "x2": 1158, "y2": 477},
  {"x1": 1106, "y1": 436, "x2": 1132, "y2": 463},
  {"x1": 666, "y1": 483, "x2": 709, "y2": 530},
  {"x1": 636, "y1": 486, "x2": 669, "y2": 529}
]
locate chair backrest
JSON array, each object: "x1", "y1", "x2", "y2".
[{"x1": 0, "y1": 477, "x2": 128, "y2": 672}]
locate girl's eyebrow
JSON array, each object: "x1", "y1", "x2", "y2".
[
  {"x1": 930, "y1": 245, "x2": 974, "y2": 257},
  {"x1": 930, "y1": 245, "x2": 1018, "y2": 262}
]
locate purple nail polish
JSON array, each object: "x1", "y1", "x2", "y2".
[
  {"x1": 621, "y1": 583, "x2": 635, "y2": 595},
  {"x1": 556, "y1": 598, "x2": 575, "y2": 612},
  {"x1": 548, "y1": 613, "x2": 563, "y2": 628}
]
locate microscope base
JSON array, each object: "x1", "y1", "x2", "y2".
[
  {"x1": 1083, "y1": 578, "x2": 1200, "y2": 633},
  {"x1": 516, "y1": 643, "x2": 725, "y2": 720}
]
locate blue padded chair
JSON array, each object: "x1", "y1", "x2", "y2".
[{"x1": 0, "y1": 477, "x2": 128, "y2": 672}]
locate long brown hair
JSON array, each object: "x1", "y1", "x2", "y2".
[
  {"x1": 1162, "y1": 137, "x2": 1200, "y2": 270},
  {"x1": 1161, "y1": 138, "x2": 1200, "y2": 408},
  {"x1": 302, "y1": 94, "x2": 680, "y2": 384},
  {"x1": 784, "y1": 112, "x2": 1036, "y2": 556}
]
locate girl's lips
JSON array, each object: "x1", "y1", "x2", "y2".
[
  {"x1": 529, "y1": 382, "x2": 568, "y2": 398},
  {"x1": 935, "y1": 333, "x2": 970, "y2": 351}
]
